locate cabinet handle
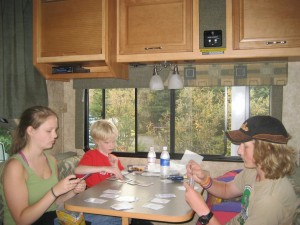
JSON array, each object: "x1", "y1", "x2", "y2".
[
  {"x1": 145, "y1": 46, "x2": 163, "y2": 50},
  {"x1": 266, "y1": 40, "x2": 287, "y2": 45}
]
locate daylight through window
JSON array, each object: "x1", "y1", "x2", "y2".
[{"x1": 87, "y1": 86, "x2": 271, "y2": 159}]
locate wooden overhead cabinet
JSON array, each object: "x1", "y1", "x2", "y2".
[
  {"x1": 117, "y1": 0, "x2": 199, "y2": 62},
  {"x1": 232, "y1": 0, "x2": 300, "y2": 51},
  {"x1": 33, "y1": 0, "x2": 127, "y2": 80}
]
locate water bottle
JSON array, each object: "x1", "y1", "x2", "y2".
[
  {"x1": 147, "y1": 146, "x2": 156, "y2": 172},
  {"x1": 160, "y1": 146, "x2": 170, "y2": 179}
]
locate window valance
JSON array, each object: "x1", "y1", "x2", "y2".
[{"x1": 73, "y1": 61, "x2": 288, "y2": 89}]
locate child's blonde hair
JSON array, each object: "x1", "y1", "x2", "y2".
[
  {"x1": 90, "y1": 119, "x2": 118, "y2": 141},
  {"x1": 254, "y1": 140, "x2": 296, "y2": 179}
]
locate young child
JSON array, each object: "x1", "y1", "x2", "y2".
[
  {"x1": 75, "y1": 119, "x2": 124, "y2": 188},
  {"x1": 75, "y1": 119, "x2": 154, "y2": 225}
]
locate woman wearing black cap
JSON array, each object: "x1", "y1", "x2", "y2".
[{"x1": 184, "y1": 115, "x2": 298, "y2": 225}]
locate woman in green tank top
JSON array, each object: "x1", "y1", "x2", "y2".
[{"x1": 2, "y1": 106, "x2": 87, "y2": 225}]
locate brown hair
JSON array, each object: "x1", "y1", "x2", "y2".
[
  {"x1": 253, "y1": 140, "x2": 296, "y2": 179},
  {"x1": 11, "y1": 106, "x2": 58, "y2": 154}
]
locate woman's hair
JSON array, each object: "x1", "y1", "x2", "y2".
[
  {"x1": 90, "y1": 119, "x2": 118, "y2": 142},
  {"x1": 253, "y1": 139, "x2": 296, "y2": 179},
  {"x1": 11, "y1": 106, "x2": 58, "y2": 154}
]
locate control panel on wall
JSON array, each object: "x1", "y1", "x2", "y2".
[
  {"x1": 199, "y1": 0, "x2": 226, "y2": 49},
  {"x1": 204, "y1": 30, "x2": 222, "y2": 47}
]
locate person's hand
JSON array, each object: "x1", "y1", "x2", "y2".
[
  {"x1": 103, "y1": 166, "x2": 124, "y2": 180},
  {"x1": 186, "y1": 160, "x2": 209, "y2": 184},
  {"x1": 73, "y1": 179, "x2": 86, "y2": 194},
  {"x1": 52, "y1": 175, "x2": 80, "y2": 196},
  {"x1": 183, "y1": 182, "x2": 210, "y2": 216}
]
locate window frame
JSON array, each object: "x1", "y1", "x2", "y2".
[{"x1": 80, "y1": 86, "x2": 282, "y2": 162}]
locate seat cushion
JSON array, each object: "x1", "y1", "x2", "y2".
[
  {"x1": 0, "y1": 161, "x2": 7, "y2": 225},
  {"x1": 206, "y1": 169, "x2": 242, "y2": 224}
]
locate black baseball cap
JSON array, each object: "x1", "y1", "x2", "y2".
[{"x1": 225, "y1": 115, "x2": 289, "y2": 144}]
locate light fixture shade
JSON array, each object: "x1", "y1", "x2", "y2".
[
  {"x1": 168, "y1": 65, "x2": 184, "y2": 89},
  {"x1": 149, "y1": 74, "x2": 164, "y2": 90},
  {"x1": 149, "y1": 65, "x2": 164, "y2": 91}
]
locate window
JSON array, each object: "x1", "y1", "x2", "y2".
[
  {"x1": 0, "y1": 127, "x2": 12, "y2": 161},
  {"x1": 87, "y1": 86, "x2": 272, "y2": 160}
]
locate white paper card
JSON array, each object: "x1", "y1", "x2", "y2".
[
  {"x1": 100, "y1": 193, "x2": 120, "y2": 199},
  {"x1": 143, "y1": 203, "x2": 164, "y2": 210},
  {"x1": 155, "y1": 193, "x2": 176, "y2": 198},
  {"x1": 116, "y1": 196, "x2": 139, "y2": 202},
  {"x1": 111, "y1": 202, "x2": 134, "y2": 210},
  {"x1": 180, "y1": 150, "x2": 204, "y2": 165},
  {"x1": 84, "y1": 198, "x2": 107, "y2": 204},
  {"x1": 151, "y1": 198, "x2": 170, "y2": 204}
]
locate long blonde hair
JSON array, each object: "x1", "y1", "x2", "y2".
[{"x1": 253, "y1": 140, "x2": 296, "y2": 179}]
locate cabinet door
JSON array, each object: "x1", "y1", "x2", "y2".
[
  {"x1": 40, "y1": 0, "x2": 102, "y2": 58},
  {"x1": 232, "y1": 0, "x2": 300, "y2": 50},
  {"x1": 118, "y1": 0, "x2": 193, "y2": 55},
  {"x1": 33, "y1": 0, "x2": 128, "y2": 80}
]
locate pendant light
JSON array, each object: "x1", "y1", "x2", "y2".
[
  {"x1": 168, "y1": 65, "x2": 183, "y2": 89},
  {"x1": 149, "y1": 65, "x2": 164, "y2": 91}
]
